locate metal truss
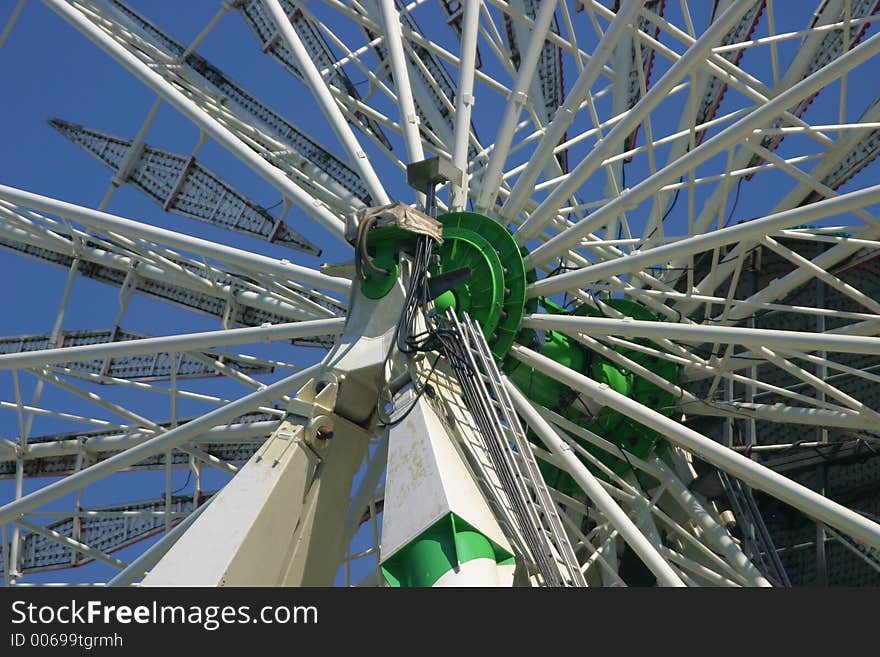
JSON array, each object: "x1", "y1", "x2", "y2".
[
  {"x1": 0, "y1": 328, "x2": 274, "y2": 383},
  {"x1": 0, "y1": 494, "x2": 212, "y2": 575},
  {"x1": 236, "y1": 0, "x2": 392, "y2": 150},
  {"x1": 50, "y1": 118, "x2": 321, "y2": 254}
]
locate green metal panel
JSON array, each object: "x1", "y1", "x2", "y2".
[{"x1": 382, "y1": 512, "x2": 514, "y2": 587}]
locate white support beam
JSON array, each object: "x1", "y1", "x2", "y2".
[
  {"x1": 648, "y1": 458, "x2": 770, "y2": 587},
  {"x1": 505, "y1": 379, "x2": 686, "y2": 587},
  {"x1": 377, "y1": 0, "x2": 425, "y2": 167},
  {"x1": 0, "y1": 421, "x2": 277, "y2": 465},
  {"x1": 449, "y1": 0, "x2": 481, "y2": 209},
  {"x1": 520, "y1": 314, "x2": 880, "y2": 356},
  {"x1": 501, "y1": 0, "x2": 645, "y2": 222},
  {"x1": 508, "y1": 343, "x2": 880, "y2": 551},
  {"x1": 143, "y1": 407, "x2": 369, "y2": 586},
  {"x1": 0, "y1": 318, "x2": 344, "y2": 370},
  {"x1": 515, "y1": 0, "x2": 758, "y2": 242},
  {"x1": 14, "y1": 518, "x2": 126, "y2": 571},
  {"x1": 340, "y1": 434, "x2": 389, "y2": 551},
  {"x1": 762, "y1": 235, "x2": 880, "y2": 316},
  {"x1": 527, "y1": 183, "x2": 880, "y2": 298},
  {"x1": 42, "y1": 0, "x2": 348, "y2": 241},
  {"x1": 0, "y1": 218, "x2": 335, "y2": 327},
  {"x1": 0, "y1": 184, "x2": 350, "y2": 295},
  {"x1": 0, "y1": 364, "x2": 322, "y2": 526},
  {"x1": 261, "y1": 0, "x2": 389, "y2": 205},
  {"x1": 683, "y1": 400, "x2": 875, "y2": 431},
  {"x1": 108, "y1": 499, "x2": 213, "y2": 586},
  {"x1": 674, "y1": 97, "x2": 880, "y2": 314},
  {"x1": 475, "y1": 0, "x2": 558, "y2": 213},
  {"x1": 525, "y1": 28, "x2": 880, "y2": 267}
]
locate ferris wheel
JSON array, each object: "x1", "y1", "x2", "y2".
[{"x1": 0, "y1": 0, "x2": 879, "y2": 587}]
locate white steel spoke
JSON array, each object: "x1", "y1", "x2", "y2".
[
  {"x1": 14, "y1": 518, "x2": 127, "y2": 571},
  {"x1": 669, "y1": 104, "x2": 880, "y2": 312},
  {"x1": 506, "y1": 381, "x2": 686, "y2": 586},
  {"x1": 262, "y1": 0, "x2": 390, "y2": 205},
  {"x1": 43, "y1": 0, "x2": 351, "y2": 240},
  {"x1": 0, "y1": 184, "x2": 348, "y2": 294},
  {"x1": 521, "y1": 314, "x2": 880, "y2": 357},
  {"x1": 0, "y1": 319, "x2": 344, "y2": 371},
  {"x1": 0, "y1": 364, "x2": 321, "y2": 526},
  {"x1": 502, "y1": 0, "x2": 647, "y2": 223},
  {"x1": 377, "y1": 0, "x2": 425, "y2": 170},
  {"x1": 475, "y1": 0, "x2": 557, "y2": 212},
  {"x1": 527, "y1": 29, "x2": 880, "y2": 268},
  {"x1": 516, "y1": 0, "x2": 759, "y2": 242},
  {"x1": 450, "y1": 0, "x2": 481, "y2": 209},
  {"x1": 528, "y1": 183, "x2": 880, "y2": 297},
  {"x1": 509, "y1": 343, "x2": 880, "y2": 550}
]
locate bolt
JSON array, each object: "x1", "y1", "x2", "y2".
[
  {"x1": 720, "y1": 510, "x2": 737, "y2": 530},
  {"x1": 316, "y1": 425, "x2": 334, "y2": 441}
]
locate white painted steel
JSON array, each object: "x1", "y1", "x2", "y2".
[
  {"x1": 0, "y1": 184, "x2": 350, "y2": 294},
  {"x1": 520, "y1": 314, "x2": 880, "y2": 355},
  {"x1": 0, "y1": 365, "x2": 321, "y2": 526},
  {"x1": 509, "y1": 344, "x2": 880, "y2": 551},
  {"x1": 505, "y1": 379, "x2": 686, "y2": 587},
  {"x1": 42, "y1": 0, "x2": 352, "y2": 241},
  {"x1": 475, "y1": 0, "x2": 557, "y2": 212},
  {"x1": 527, "y1": 184, "x2": 880, "y2": 297},
  {"x1": 449, "y1": 0, "x2": 482, "y2": 209},
  {"x1": 501, "y1": 0, "x2": 648, "y2": 226},
  {"x1": 261, "y1": 0, "x2": 390, "y2": 206},
  {"x1": 377, "y1": 0, "x2": 425, "y2": 168},
  {"x1": 0, "y1": 319, "x2": 345, "y2": 370},
  {"x1": 526, "y1": 29, "x2": 880, "y2": 267},
  {"x1": 516, "y1": 0, "x2": 759, "y2": 243}
]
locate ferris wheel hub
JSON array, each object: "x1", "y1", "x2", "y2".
[{"x1": 433, "y1": 211, "x2": 535, "y2": 360}]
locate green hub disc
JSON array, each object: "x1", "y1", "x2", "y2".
[
  {"x1": 429, "y1": 213, "x2": 681, "y2": 482},
  {"x1": 504, "y1": 297, "x2": 680, "y2": 484},
  {"x1": 566, "y1": 298, "x2": 679, "y2": 480},
  {"x1": 434, "y1": 212, "x2": 534, "y2": 360},
  {"x1": 360, "y1": 250, "x2": 400, "y2": 299}
]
